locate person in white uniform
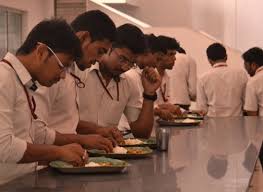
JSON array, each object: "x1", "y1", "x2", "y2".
[
  {"x1": 153, "y1": 35, "x2": 183, "y2": 120},
  {"x1": 196, "y1": 43, "x2": 248, "y2": 117},
  {"x1": 0, "y1": 19, "x2": 97, "y2": 184},
  {"x1": 124, "y1": 35, "x2": 182, "y2": 122},
  {"x1": 243, "y1": 47, "x2": 263, "y2": 116},
  {"x1": 34, "y1": 11, "x2": 122, "y2": 147},
  {"x1": 118, "y1": 34, "x2": 168, "y2": 130},
  {"x1": 168, "y1": 46, "x2": 197, "y2": 110},
  {"x1": 155, "y1": 36, "x2": 177, "y2": 105},
  {"x1": 242, "y1": 47, "x2": 263, "y2": 167},
  {"x1": 78, "y1": 24, "x2": 161, "y2": 138}
]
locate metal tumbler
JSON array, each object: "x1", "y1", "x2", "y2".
[{"x1": 156, "y1": 127, "x2": 170, "y2": 151}]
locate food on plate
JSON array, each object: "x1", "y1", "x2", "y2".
[
  {"x1": 112, "y1": 146, "x2": 146, "y2": 154},
  {"x1": 126, "y1": 148, "x2": 145, "y2": 154},
  {"x1": 181, "y1": 118, "x2": 197, "y2": 123},
  {"x1": 124, "y1": 138, "x2": 144, "y2": 145},
  {"x1": 172, "y1": 118, "x2": 197, "y2": 123},
  {"x1": 85, "y1": 162, "x2": 112, "y2": 167},
  {"x1": 113, "y1": 146, "x2": 128, "y2": 154}
]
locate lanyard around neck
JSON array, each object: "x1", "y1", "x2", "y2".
[
  {"x1": 1, "y1": 59, "x2": 38, "y2": 119},
  {"x1": 95, "y1": 70, "x2": 119, "y2": 101},
  {"x1": 160, "y1": 83, "x2": 168, "y2": 102}
]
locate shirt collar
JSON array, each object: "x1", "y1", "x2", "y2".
[
  {"x1": 3, "y1": 52, "x2": 37, "y2": 91},
  {"x1": 135, "y1": 67, "x2": 143, "y2": 75},
  {"x1": 255, "y1": 66, "x2": 263, "y2": 75},
  {"x1": 90, "y1": 62, "x2": 126, "y2": 79},
  {"x1": 213, "y1": 62, "x2": 228, "y2": 68},
  {"x1": 161, "y1": 70, "x2": 170, "y2": 79}
]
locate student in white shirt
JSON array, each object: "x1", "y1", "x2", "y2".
[
  {"x1": 242, "y1": 47, "x2": 263, "y2": 168},
  {"x1": 155, "y1": 36, "x2": 177, "y2": 104},
  {"x1": 243, "y1": 47, "x2": 263, "y2": 116},
  {"x1": 79, "y1": 24, "x2": 161, "y2": 138},
  {"x1": 196, "y1": 43, "x2": 248, "y2": 117},
  {"x1": 126, "y1": 34, "x2": 168, "y2": 99},
  {"x1": 118, "y1": 34, "x2": 168, "y2": 130},
  {"x1": 153, "y1": 35, "x2": 183, "y2": 120},
  {"x1": 0, "y1": 19, "x2": 113, "y2": 184},
  {"x1": 34, "y1": 11, "x2": 123, "y2": 146},
  {"x1": 168, "y1": 46, "x2": 197, "y2": 110}
]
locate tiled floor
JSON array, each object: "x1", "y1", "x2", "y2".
[{"x1": 249, "y1": 160, "x2": 263, "y2": 192}]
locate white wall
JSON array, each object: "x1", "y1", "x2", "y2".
[
  {"x1": 0, "y1": 0, "x2": 54, "y2": 40},
  {"x1": 108, "y1": 0, "x2": 192, "y2": 27},
  {"x1": 236, "y1": 0, "x2": 263, "y2": 52},
  {"x1": 104, "y1": 0, "x2": 262, "y2": 52},
  {"x1": 192, "y1": 0, "x2": 263, "y2": 52},
  {"x1": 191, "y1": 0, "x2": 225, "y2": 42}
]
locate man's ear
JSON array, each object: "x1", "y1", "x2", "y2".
[
  {"x1": 251, "y1": 62, "x2": 258, "y2": 70},
  {"x1": 75, "y1": 31, "x2": 91, "y2": 44},
  {"x1": 36, "y1": 43, "x2": 50, "y2": 63}
]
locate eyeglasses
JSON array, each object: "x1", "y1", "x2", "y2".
[
  {"x1": 37, "y1": 42, "x2": 71, "y2": 72},
  {"x1": 113, "y1": 50, "x2": 137, "y2": 69}
]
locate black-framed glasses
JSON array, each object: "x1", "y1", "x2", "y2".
[{"x1": 113, "y1": 49, "x2": 137, "y2": 69}]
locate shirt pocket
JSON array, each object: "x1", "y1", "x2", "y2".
[{"x1": 100, "y1": 100, "x2": 126, "y2": 127}]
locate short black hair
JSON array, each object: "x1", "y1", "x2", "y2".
[
  {"x1": 17, "y1": 19, "x2": 82, "y2": 61},
  {"x1": 177, "y1": 46, "x2": 186, "y2": 54},
  {"x1": 144, "y1": 34, "x2": 166, "y2": 54},
  {"x1": 206, "y1": 43, "x2": 227, "y2": 61},
  {"x1": 242, "y1": 47, "x2": 263, "y2": 67},
  {"x1": 157, "y1": 35, "x2": 180, "y2": 51},
  {"x1": 71, "y1": 10, "x2": 116, "y2": 42},
  {"x1": 114, "y1": 24, "x2": 146, "y2": 54}
]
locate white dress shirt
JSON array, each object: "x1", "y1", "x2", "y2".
[
  {"x1": 196, "y1": 62, "x2": 248, "y2": 117},
  {"x1": 0, "y1": 53, "x2": 55, "y2": 184},
  {"x1": 244, "y1": 66, "x2": 263, "y2": 116},
  {"x1": 168, "y1": 53, "x2": 197, "y2": 105},
  {"x1": 78, "y1": 63, "x2": 142, "y2": 128},
  {"x1": 118, "y1": 68, "x2": 143, "y2": 130},
  {"x1": 34, "y1": 65, "x2": 80, "y2": 134}
]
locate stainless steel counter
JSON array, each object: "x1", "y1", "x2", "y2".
[{"x1": 0, "y1": 117, "x2": 262, "y2": 192}]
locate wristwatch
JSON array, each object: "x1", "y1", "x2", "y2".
[{"x1": 143, "y1": 92, "x2": 157, "y2": 101}]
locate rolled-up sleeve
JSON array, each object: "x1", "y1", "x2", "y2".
[
  {"x1": 33, "y1": 120, "x2": 56, "y2": 145},
  {"x1": 244, "y1": 80, "x2": 258, "y2": 112},
  {"x1": 0, "y1": 69, "x2": 27, "y2": 163},
  {"x1": 196, "y1": 78, "x2": 208, "y2": 113}
]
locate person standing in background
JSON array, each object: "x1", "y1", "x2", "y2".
[
  {"x1": 168, "y1": 46, "x2": 197, "y2": 110},
  {"x1": 242, "y1": 47, "x2": 263, "y2": 168},
  {"x1": 196, "y1": 43, "x2": 248, "y2": 117},
  {"x1": 243, "y1": 47, "x2": 263, "y2": 116}
]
